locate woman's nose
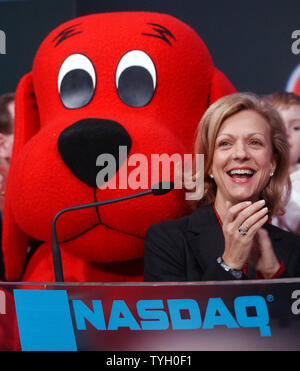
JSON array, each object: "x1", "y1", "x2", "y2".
[{"x1": 233, "y1": 142, "x2": 249, "y2": 160}]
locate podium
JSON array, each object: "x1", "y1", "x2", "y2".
[{"x1": 1, "y1": 278, "x2": 300, "y2": 351}]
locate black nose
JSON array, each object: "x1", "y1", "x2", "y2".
[{"x1": 57, "y1": 118, "x2": 132, "y2": 187}]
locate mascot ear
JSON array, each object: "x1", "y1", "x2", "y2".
[
  {"x1": 3, "y1": 72, "x2": 40, "y2": 281},
  {"x1": 209, "y1": 68, "x2": 236, "y2": 105}
]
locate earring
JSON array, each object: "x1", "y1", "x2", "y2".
[
  {"x1": 270, "y1": 172, "x2": 274, "y2": 177},
  {"x1": 209, "y1": 174, "x2": 214, "y2": 179}
]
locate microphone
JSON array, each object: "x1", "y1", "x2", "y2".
[{"x1": 52, "y1": 181, "x2": 174, "y2": 282}]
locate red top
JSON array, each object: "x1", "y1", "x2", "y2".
[{"x1": 212, "y1": 204, "x2": 285, "y2": 279}]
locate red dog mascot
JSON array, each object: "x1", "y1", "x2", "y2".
[{"x1": 3, "y1": 12, "x2": 235, "y2": 282}]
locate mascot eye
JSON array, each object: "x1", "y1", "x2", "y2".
[
  {"x1": 58, "y1": 53, "x2": 96, "y2": 109},
  {"x1": 116, "y1": 50, "x2": 156, "y2": 108}
]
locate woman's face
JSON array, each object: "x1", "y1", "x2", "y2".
[{"x1": 211, "y1": 109, "x2": 277, "y2": 206}]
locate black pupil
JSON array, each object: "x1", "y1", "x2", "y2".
[
  {"x1": 117, "y1": 66, "x2": 155, "y2": 108},
  {"x1": 60, "y1": 69, "x2": 94, "y2": 109}
]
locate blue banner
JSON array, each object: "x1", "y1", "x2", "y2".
[{"x1": 0, "y1": 278, "x2": 300, "y2": 351}]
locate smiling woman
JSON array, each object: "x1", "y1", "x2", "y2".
[
  {"x1": 144, "y1": 93, "x2": 300, "y2": 282},
  {"x1": 213, "y1": 110, "x2": 276, "y2": 208},
  {"x1": 192, "y1": 93, "x2": 290, "y2": 217}
]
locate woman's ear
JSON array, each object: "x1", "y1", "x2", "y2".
[
  {"x1": 208, "y1": 165, "x2": 214, "y2": 179},
  {"x1": 271, "y1": 154, "x2": 277, "y2": 175}
]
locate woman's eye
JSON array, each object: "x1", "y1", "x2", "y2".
[
  {"x1": 250, "y1": 140, "x2": 262, "y2": 146},
  {"x1": 218, "y1": 141, "x2": 231, "y2": 147}
]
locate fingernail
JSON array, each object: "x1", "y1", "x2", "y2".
[
  {"x1": 259, "y1": 199, "x2": 266, "y2": 205},
  {"x1": 245, "y1": 201, "x2": 252, "y2": 205}
]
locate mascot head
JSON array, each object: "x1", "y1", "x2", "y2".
[{"x1": 3, "y1": 12, "x2": 235, "y2": 281}]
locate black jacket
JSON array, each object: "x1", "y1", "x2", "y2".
[{"x1": 144, "y1": 205, "x2": 300, "y2": 281}]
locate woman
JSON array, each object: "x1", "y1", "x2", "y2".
[{"x1": 144, "y1": 93, "x2": 300, "y2": 281}]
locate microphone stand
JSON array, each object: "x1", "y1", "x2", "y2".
[{"x1": 52, "y1": 182, "x2": 173, "y2": 282}]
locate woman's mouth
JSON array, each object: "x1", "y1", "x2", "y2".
[{"x1": 227, "y1": 168, "x2": 256, "y2": 183}]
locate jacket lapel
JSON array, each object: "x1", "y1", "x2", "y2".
[
  {"x1": 186, "y1": 205, "x2": 225, "y2": 272},
  {"x1": 263, "y1": 223, "x2": 286, "y2": 261}
]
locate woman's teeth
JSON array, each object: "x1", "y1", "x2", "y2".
[{"x1": 228, "y1": 169, "x2": 255, "y2": 178}]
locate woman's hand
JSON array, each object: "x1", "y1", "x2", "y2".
[
  {"x1": 249, "y1": 228, "x2": 280, "y2": 278},
  {"x1": 221, "y1": 200, "x2": 269, "y2": 270}
]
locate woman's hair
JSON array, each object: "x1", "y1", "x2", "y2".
[{"x1": 188, "y1": 92, "x2": 291, "y2": 216}]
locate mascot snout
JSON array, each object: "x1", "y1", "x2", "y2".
[{"x1": 58, "y1": 118, "x2": 132, "y2": 188}]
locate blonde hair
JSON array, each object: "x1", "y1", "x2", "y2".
[{"x1": 188, "y1": 92, "x2": 291, "y2": 216}]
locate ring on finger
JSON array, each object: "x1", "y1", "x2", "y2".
[{"x1": 238, "y1": 224, "x2": 249, "y2": 236}]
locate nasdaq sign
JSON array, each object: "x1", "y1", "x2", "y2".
[{"x1": 0, "y1": 280, "x2": 300, "y2": 350}]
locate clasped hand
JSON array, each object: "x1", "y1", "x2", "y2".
[{"x1": 222, "y1": 200, "x2": 280, "y2": 278}]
